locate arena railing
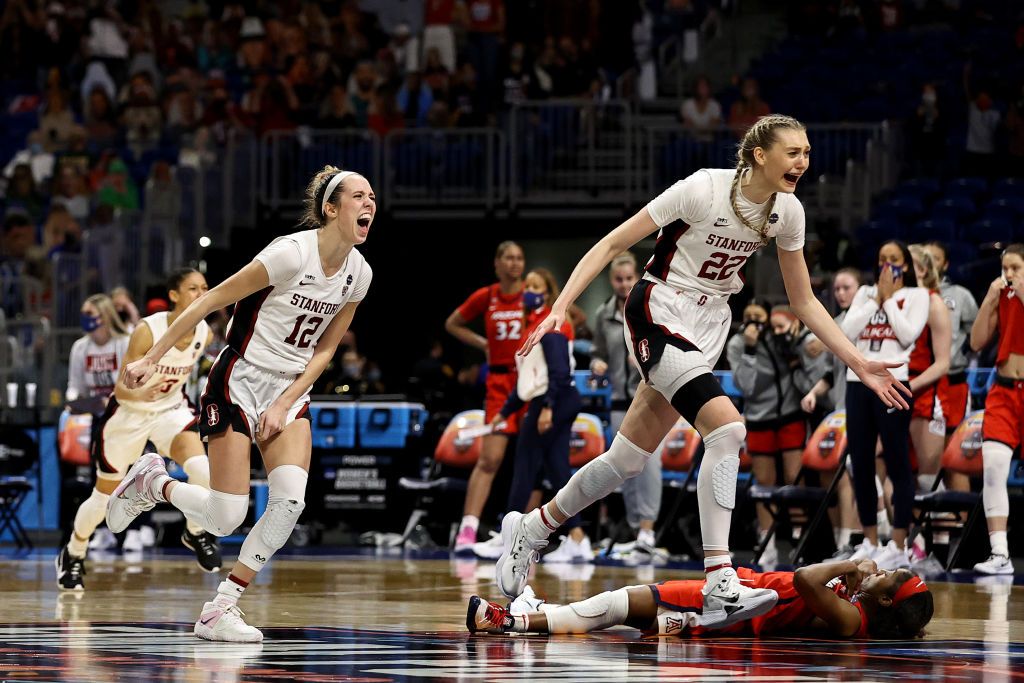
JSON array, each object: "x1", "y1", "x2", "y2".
[{"x1": 383, "y1": 128, "x2": 506, "y2": 211}]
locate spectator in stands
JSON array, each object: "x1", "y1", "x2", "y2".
[
  {"x1": 465, "y1": 0, "x2": 505, "y2": 110},
  {"x1": 842, "y1": 241, "x2": 929, "y2": 569},
  {"x1": 681, "y1": 75, "x2": 723, "y2": 142},
  {"x1": 240, "y1": 71, "x2": 299, "y2": 136},
  {"x1": 121, "y1": 72, "x2": 163, "y2": 155},
  {"x1": 552, "y1": 36, "x2": 598, "y2": 98},
  {"x1": 423, "y1": 0, "x2": 461, "y2": 74},
  {"x1": 728, "y1": 77, "x2": 771, "y2": 134},
  {"x1": 423, "y1": 46, "x2": 452, "y2": 96},
  {"x1": 500, "y1": 42, "x2": 536, "y2": 110},
  {"x1": 969, "y1": 244, "x2": 1024, "y2": 575},
  {"x1": 923, "y1": 241, "x2": 978, "y2": 440},
  {"x1": 907, "y1": 83, "x2": 946, "y2": 177},
  {"x1": 4, "y1": 162, "x2": 45, "y2": 224},
  {"x1": 397, "y1": 72, "x2": 434, "y2": 127},
  {"x1": 906, "y1": 245, "x2": 951, "y2": 497},
  {"x1": 727, "y1": 302, "x2": 824, "y2": 566},
  {"x1": 0, "y1": 212, "x2": 37, "y2": 314},
  {"x1": 93, "y1": 157, "x2": 139, "y2": 211},
  {"x1": 51, "y1": 165, "x2": 91, "y2": 224},
  {"x1": 318, "y1": 84, "x2": 358, "y2": 129},
  {"x1": 368, "y1": 84, "x2": 405, "y2": 137},
  {"x1": 41, "y1": 204, "x2": 80, "y2": 258},
  {"x1": 32, "y1": 88, "x2": 77, "y2": 153},
  {"x1": 143, "y1": 161, "x2": 182, "y2": 226},
  {"x1": 450, "y1": 63, "x2": 488, "y2": 127},
  {"x1": 491, "y1": 267, "x2": 590, "y2": 563},
  {"x1": 110, "y1": 285, "x2": 141, "y2": 329},
  {"x1": 590, "y1": 252, "x2": 663, "y2": 556},
  {"x1": 348, "y1": 60, "x2": 379, "y2": 128},
  {"x1": 388, "y1": 22, "x2": 420, "y2": 75},
  {"x1": 963, "y1": 64, "x2": 1002, "y2": 178},
  {"x1": 164, "y1": 85, "x2": 204, "y2": 146},
  {"x1": 84, "y1": 85, "x2": 119, "y2": 151}
]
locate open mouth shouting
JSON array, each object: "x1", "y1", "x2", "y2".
[
  {"x1": 782, "y1": 172, "x2": 802, "y2": 189},
  {"x1": 356, "y1": 213, "x2": 372, "y2": 235}
]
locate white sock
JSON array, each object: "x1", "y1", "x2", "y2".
[
  {"x1": 69, "y1": 489, "x2": 110, "y2": 558},
  {"x1": 523, "y1": 505, "x2": 560, "y2": 540},
  {"x1": 990, "y1": 531, "x2": 1009, "y2": 558},
  {"x1": 703, "y1": 555, "x2": 733, "y2": 594},
  {"x1": 917, "y1": 473, "x2": 937, "y2": 492},
  {"x1": 460, "y1": 515, "x2": 479, "y2": 533},
  {"x1": 835, "y1": 527, "x2": 855, "y2": 548},
  {"x1": 214, "y1": 576, "x2": 246, "y2": 607},
  {"x1": 637, "y1": 528, "x2": 655, "y2": 547},
  {"x1": 877, "y1": 513, "x2": 892, "y2": 540}
]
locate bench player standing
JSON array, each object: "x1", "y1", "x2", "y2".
[
  {"x1": 446, "y1": 241, "x2": 526, "y2": 554},
  {"x1": 108, "y1": 166, "x2": 374, "y2": 641},
  {"x1": 498, "y1": 115, "x2": 911, "y2": 629}
]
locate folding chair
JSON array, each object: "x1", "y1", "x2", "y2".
[
  {"x1": 750, "y1": 410, "x2": 848, "y2": 565},
  {"x1": 914, "y1": 410, "x2": 986, "y2": 571},
  {"x1": 0, "y1": 427, "x2": 38, "y2": 550},
  {"x1": 397, "y1": 409, "x2": 482, "y2": 544}
]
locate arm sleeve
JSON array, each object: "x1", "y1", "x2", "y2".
[
  {"x1": 840, "y1": 286, "x2": 878, "y2": 341},
  {"x1": 66, "y1": 340, "x2": 84, "y2": 401},
  {"x1": 645, "y1": 170, "x2": 714, "y2": 227},
  {"x1": 350, "y1": 262, "x2": 373, "y2": 302},
  {"x1": 253, "y1": 237, "x2": 303, "y2": 286},
  {"x1": 500, "y1": 388, "x2": 525, "y2": 417},
  {"x1": 882, "y1": 289, "x2": 930, "y2": 347},
  {"x1": 538, "y1": 332, "x2": 570, "y2": 408},
  {"x1": 456, "y1": 286, "x2": 490, "y2": 322},
  {"x1": 775, "y1": 197, "x2": 806, "y2": 252}
]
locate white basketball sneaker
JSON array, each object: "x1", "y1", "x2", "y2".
[
  {"x1": 495, "y1": 511, "x2": 548, "y2": 598},
  {"x1": 194, "y1": 601, "x2": 264, "y2": 642},
  {"x1": 700, "y1": 566, "x2": 778, "y2": 629},
  {"x1": 106, "y1": 453, "x2": 167, "y2": 533},
  {"x1": 974, "y1": 554, "x2": 1014, "y2": 575}
]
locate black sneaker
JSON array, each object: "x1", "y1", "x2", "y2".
[
  {"x1": 55, "y1": 545, "x2": 86, "y2": 591},
  {"x1": 182, "y1": 528, "x2": 222, "y2": 573}
]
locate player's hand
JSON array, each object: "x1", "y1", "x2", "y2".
[
  {"x1": 987, "y1": 276, "x2": 1007, "y2": 299},
  {"x1": 490, "y1": 414, "x2": 505, "y2": 428},
  {"x1": 123, "y1": 358, "x2": 156, "y2": 389},
  {"x1": 590, "y1": 359, "x2": 608, "y2": 376},
  {"x1": 518, "y1": 309, "x2": 564, "y2": 356},
  {"x1": 800, "y1": 390, "x2": 817, "y2": 414},
  {"x1": 537, "y1": 407, "x2": 553, "y2": 434},
  {"x1": 742, "y1": 322, "x2": 760, "y2": 347},
  {"x1": 877, "y1": 265, "x2": 896, "y2": 303},
  {"x1": 258, "y1": 401, "x2": 288, "y2": 441},
  {"x1": 855, "y1": 360, "x2": 911, "y2": 410}
]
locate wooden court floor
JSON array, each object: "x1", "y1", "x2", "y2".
[{"x1": 2, "y1": 548, "x2": 1024, "y2": 681}]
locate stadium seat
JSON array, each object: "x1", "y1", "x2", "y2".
[
  {"x1": 875, "y1": 197, "x2": 925, "y2": 223},
  {"x1": 991, "y1": 177, "x2": 1024, "y2": 200},
  {"x1": 946, "y1": 177, "x2": 988, "y2": 200},
  {"x1": 930, "y1": 196, "x2": 976, "y2": 224},
  {"x1": 965, "y1": 219, "x2": 1014, "y2": 247},
  {"x1": 910, "y1": 218, "x2": 955, "y2": 244}
]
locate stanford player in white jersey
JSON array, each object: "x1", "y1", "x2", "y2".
[
  {"x1": 108, "y1": 166, "x2": 375, "y2": 643},
  {"x1": 57, "y1": 270, "x2": 216, "y2": 591},
  {"x1": 496, "y1": 115, "x2": 911, "y2": 629}
]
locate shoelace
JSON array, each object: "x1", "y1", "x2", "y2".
[
  {"x1": 68, "y1": 556, "x2": 85, "y2": 581},
  {"x1": 511, "y1": 537, "x2": 548, "y2": 575},
  {"x1": 195, "y1": 533, "x2": 217, "y2": 556},
  {"x1": 483, "y1": 603, "x2": 511, "y2": 630}
]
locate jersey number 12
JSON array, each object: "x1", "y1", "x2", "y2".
[{"x1": 284, "y1": 315, "x2": 324, "y2": 348}]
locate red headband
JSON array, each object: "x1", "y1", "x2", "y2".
[{"x1": 892, "y1": 577, "x2": 929, "y2": 606}]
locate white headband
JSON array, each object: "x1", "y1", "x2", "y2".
[{"x1": 321, "y1": 171, "x2": 357, "y2": 217}]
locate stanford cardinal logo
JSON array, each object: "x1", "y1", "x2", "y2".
[
  {"x1": 206, "y1": 404, "x2": 220, "y2": 426},
  {"x1": 638, "y1": 339, "x2": 650, "y2": 363}
]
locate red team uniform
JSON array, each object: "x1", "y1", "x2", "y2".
[
  {"x1": 982, "y1": 290, "x2": 1024, "y2": 449},
  {"x1": 457, "y1": 283, "x2": 525, "y2": 433},
  {"x1": 650, "y1": 567, "x2": 869, "y2": 638},
  {"x1": 908, "y1": 290, "x2": 949, "y2": 423}
]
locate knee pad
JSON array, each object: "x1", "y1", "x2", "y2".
[
  {"x1": 206, "y1": 490, "x2": 250, "y2": 537},
  {"x1": 547, "y1": 588, "x2": 630, "y2": 633},
  {"x1": 182, "y1": 455, "x2": 210, "y2": 489},
  {"x1": 605, "y1": 433, "x2": 652, "y2": 480},
  {"x1": 700, "y1": 422, "x2": 746, "y2": 510},
  {"x1": 554, "y1": 434, "x2": 651, "y2": 518},
  {"x1": 670, "y1": 372, "x2": 728, "y2": 425},
  {"x1": 982, "y1": 441, "x2": 1013, "y2": 518},
  {"x1": 261, "y1": 465, "x2": 309, "y2": 549}
]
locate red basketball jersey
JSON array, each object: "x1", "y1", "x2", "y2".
[
  {"x1": 997, "y1": 290, "x2": 1024, "y2": 365},
  {"x1": 457, "y1": 283, "x2": 524, "y2": 367}
]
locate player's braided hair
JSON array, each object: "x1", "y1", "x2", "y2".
[
  {"x1": 301, "y1": 165, "x2": 346, "y2": 228},
  {"x1": 730, "y1": 114, "x2": 806, "y2": 246}
]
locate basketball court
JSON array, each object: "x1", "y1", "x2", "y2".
[{"x1": 3, "y1": 548, "x2": 1023, "y2": 681}]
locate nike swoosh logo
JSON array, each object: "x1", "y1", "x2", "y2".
[
  {"x1": 200, "y1": 615, "x2": 217, "y2": 625},
  {"x1": 299, "y1": 281, "x2": 315, "y2": 286}
]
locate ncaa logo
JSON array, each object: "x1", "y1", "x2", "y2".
[
  {"x1": 638, "y1": 339, "x2": 651, "y2": 363},
  {"x1": 206, "y1": 404, "x2": 220, "y2": 426}
]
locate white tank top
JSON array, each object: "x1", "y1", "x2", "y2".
[
  {"x1": 120, "y1": 312, "x2": 209, "y2": 412},
  {"x1": 227, "y1": 229, "x2": 373, "y2": 375},
  {"x1": 643, "y1": 168, "x2": 806, "y2": 297}
]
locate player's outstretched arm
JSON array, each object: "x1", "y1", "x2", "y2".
[
  {"x1": 123, "y1": 261, "x2": 271, "y2": 389},
  {"x1": 520, "y1": 209, "x2": 661, "y2": 355},
  {"x1": 777, "y1": 248, "x2": 910, "y2": 410}
]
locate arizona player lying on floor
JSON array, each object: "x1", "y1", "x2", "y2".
[{"x1": 468, "y1": 559, "x2": 933, "y2": 639}]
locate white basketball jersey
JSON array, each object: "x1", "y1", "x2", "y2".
[
  {"x1": 644, "y1": 168, "x2": 806, "y2": 296},
  {"x1": 120, "y1": 312, "x2": 209, "y2": 412},
  {"x1": 66, "y1": 334, "x2": 130, "y2": 400},
  {"x1": 228, "y1": 229, "x2": 372, "y2": 375}
]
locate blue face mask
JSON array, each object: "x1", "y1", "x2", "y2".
[
  {"x1": 523, "y1": 290, "x2": 545, "y2": 310},
  {"x1": 81, "y1": 314, "x2": 102, "y2": 332}
]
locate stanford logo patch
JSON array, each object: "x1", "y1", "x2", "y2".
[
  {"x1": 638, "y1": 339, "x2": 650, "y2": 363},
  {"x1": 206, "y1": 404, "x2": 220, "y2": 426}
]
